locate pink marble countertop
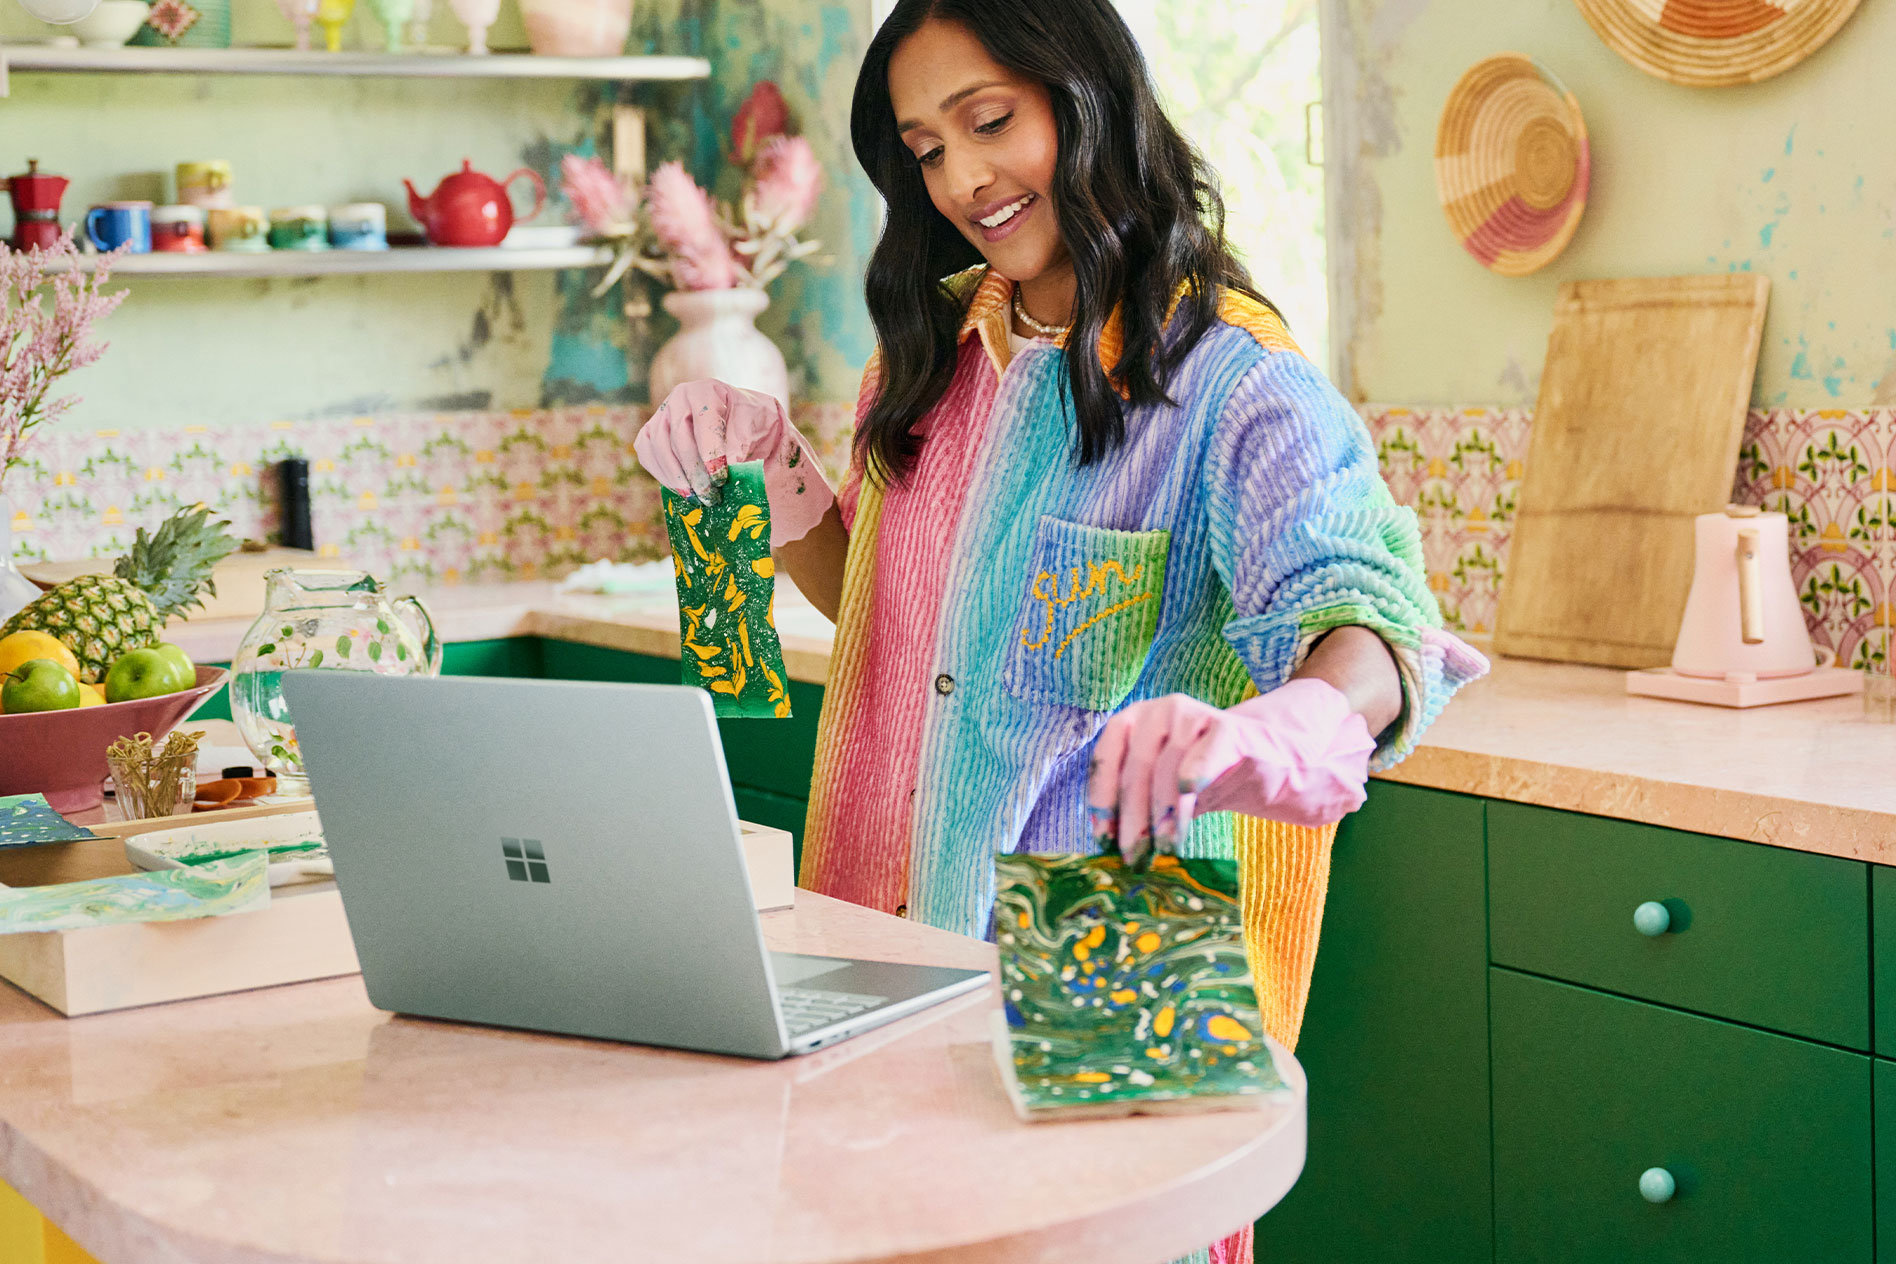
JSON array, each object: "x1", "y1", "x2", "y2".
[
  {"x1": 167, "y1": 582, "x2": 1896, "y2": 860},
  {"x1": 0, "y1": 893, "x2": 1306, "y2": 1264}
]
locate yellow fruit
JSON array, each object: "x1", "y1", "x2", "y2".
[
  {"x1": 0, "y1": 630, "x2": 81, "y2": 681},
  {"x1": 77, "y1": 684, "x2": 106, "y2": 708}
]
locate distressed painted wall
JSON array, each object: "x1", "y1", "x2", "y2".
[
  {"x1": 1324, "y1": 0, "x2": 1895, "y2": 410},
  {"x1": 0, "y1": 0, "x2": 875, "y2": 438}
]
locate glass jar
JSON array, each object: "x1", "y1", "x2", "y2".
[{"x1": 230, "y1": 569, "x2": 442, "y2": 795}]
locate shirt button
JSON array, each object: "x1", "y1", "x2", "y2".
[
  {"x1": 934, "y1": 673, "x2": 955, "y2": 696},
  {"x1": 896, "y1": 903, "x2": 908, "y2": 917}
]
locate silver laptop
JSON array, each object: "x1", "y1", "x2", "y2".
[{"x1": 282, "y1": 671, "x2": 989, "y2": 1059}]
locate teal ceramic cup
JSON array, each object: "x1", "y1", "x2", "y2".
[{"x1": 267, "y1": 206, "x2": 329, "y2": 251}]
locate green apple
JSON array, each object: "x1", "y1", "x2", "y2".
[
  {"x1": 152, "y1": 642, "x2": 195, "y2": 685},
  {"x1": 105, "y1": 647, "x2": 193, "y2": 703},
  {"x1": 2, "y1": 658, "x2": 82, "y2": 713}
]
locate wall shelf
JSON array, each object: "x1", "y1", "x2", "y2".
[
  {"x1": 45, "y1": 244, "x2": 614, "y2": 278},
  {"x1": 0, "y1": 44, "x2": 709, "y2": 82}
]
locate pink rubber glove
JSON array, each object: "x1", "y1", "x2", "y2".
[
  {"x1": 1086, "y1": 679, "x2": 1376, "y2": 868},
  {"x1": 632, "y1": 379, "x2": 834, "y2": 548}
]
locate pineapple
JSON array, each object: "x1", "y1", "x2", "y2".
[{"x1": 2, "y1": 507, "x2": 238, "y2": 683}]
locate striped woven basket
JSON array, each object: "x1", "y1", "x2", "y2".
[
  {"x1": 1573, "y1": 0, "x2": 1862, "y2": 87},
  {"x1": 1434, "y1": 54, "x2": 1590, "y2": 278}
]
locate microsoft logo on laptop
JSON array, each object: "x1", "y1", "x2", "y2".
[{"x1": 502, "y1": 838, "x2": 550, "y2": 884}]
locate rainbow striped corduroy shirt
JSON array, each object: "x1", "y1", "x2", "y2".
[{"x1": 799, "y1": 266, "x2": 1484, "y2": 965}]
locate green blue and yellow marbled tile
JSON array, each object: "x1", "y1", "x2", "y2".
[
  {"x1": 0, "y1": 853, "x2": 268, "y2": 934},
  {"x1": 995, "y1": 852, "x2": 1286, "y2": 1115}
]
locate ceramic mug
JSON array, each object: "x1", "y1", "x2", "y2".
[
  {"x1": 176, "y1": 160, "x2": 234, "y2": 210},
  {"x1": 85, "y1": 201, "x2": 152, "y2": 254},
  {"x1": 267, "y1": 206, "x2": 329, "y2": 251},
  {"x1": 151, "y1": 204, "x2": 207, "y2": 253},
  {"x1": 328, "y1": 202, "x2": 388, "y2": 250},
  {"x1": 207, "y1": 205, "x2": 269, "y2": 252}
]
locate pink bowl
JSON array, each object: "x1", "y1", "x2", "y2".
[{"x1": 0, "y1": 666, "x2": 229, "y2": 815}]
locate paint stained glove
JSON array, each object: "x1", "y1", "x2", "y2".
[
  {"x1": 632, "y1": 378, "x2": 834, "y2": 549},
  {"x1": 1086, "y1": 679, "x2": 1375, "y2": 868}
]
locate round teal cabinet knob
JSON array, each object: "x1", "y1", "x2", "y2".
[
  {"x1": 1639, "y1": 1167, "x2": 1677, "y2": 1204},
  {"x1": 1634, "y1": 901, "x2": 1672, "y2": 936}
]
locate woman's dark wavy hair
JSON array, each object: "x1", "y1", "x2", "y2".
[{"x1": 850, "y1": 0, "x2": 1276, "y2": 482}]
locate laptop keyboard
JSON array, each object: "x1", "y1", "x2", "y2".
[{"x1": 780, "y1": 987, "x2": 889, "y2": 1036}]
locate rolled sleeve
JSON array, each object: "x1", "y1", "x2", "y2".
[{"x1": 1205, "y1": 352, "x2": 1487, "y2": 769}]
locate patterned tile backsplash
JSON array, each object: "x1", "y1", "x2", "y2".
[
  {"x1": 7, "y1": 400, "x2": 1890, "y2": 673},
  {"x1": 1364, "y1": 405, "x2": 1895, "y2": 671},
  {"x1": 3, "y1": 403, "x2": 855, "y2": 588}
]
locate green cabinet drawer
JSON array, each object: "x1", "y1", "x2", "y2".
[
  {"x1": 1489, "y1": 801, "x2": 1869, "y2": 1048},
  {"x1": 1492, "y1": 969, "x2": 1872, "y2": 1264},
  {"x1": 1875, "y1": 868, "x2": 1896, "y2": 1057}
]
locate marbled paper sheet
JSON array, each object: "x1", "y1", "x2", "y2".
[
  {"x1": 662, "y1": 461, "x2": 793, "y2": 719},
  {"x1": 0, "y1": 795, "x2": 99, "y2": 848},
  {"x1": 0, "y1": 853, "x2": 267, "y2": 933},
  {"x1": 994, "y1": 852, "x2": 1286, "y2": 1117}
]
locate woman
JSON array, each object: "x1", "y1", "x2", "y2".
[{"x1": 636, "y1": 1, "x2": 1484, "y2": 1256}]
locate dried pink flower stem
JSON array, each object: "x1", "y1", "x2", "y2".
[{"x1": 0, "y1": 232, "x2": 126, "y2": 494}]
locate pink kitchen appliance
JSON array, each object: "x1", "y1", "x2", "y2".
[{"x1": 1625, "y1": 504, "x2": 1862, "y2": 707}]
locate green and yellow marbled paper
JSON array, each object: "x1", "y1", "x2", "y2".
[
  {"x1": 994, "y1": 851, "x2": 1286, "y2": 1117},
  {"x1": 662, "y1": 460, "x2": 793, "y2": 719},
  {"x1": 0, "y1": 853, "x2": 268, "y2": 934},
  {"x1": 0, "y1": 794, "x2": 99, "y2": 848}
]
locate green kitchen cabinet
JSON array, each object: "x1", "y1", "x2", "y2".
[
  {"x1": 1489, "y1": 801, "x2": 1870, "y2": 1049},
  {"x1": 188, "y1": 636, "x2": 547, "y2": 727},
  {"x1": 1878, "y1": 1059, "x2": 1896, "y2": 1263},
  {"x1": 1491, "y1": 967, "x2": 1872, "y2": 1263},
  {"x1": 1875, "y1": 867, "x2": 1896, "y2": 1057},
  {"x1": 1255, "y1": 782, "x2": 1492, "y2": 1264}
]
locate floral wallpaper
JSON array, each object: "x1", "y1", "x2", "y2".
[{"x1": 1364, "y1": 405, "x2": 1895, "y2": 672}]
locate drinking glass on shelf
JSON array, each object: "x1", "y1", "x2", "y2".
[
  {"x1": 1866, "y1": 634, "x2": 1896, "y2": 723},
  {"x1": 448, "y1": 0, "x2": 498, "y2": 53},
  {"x1": 274, "y1": 0, "x2": 318, "y2": 50},
  {"x1": 366, "y1": 0, "x2": 410, "y2": 51},
  {"x1": 315, "y1": 0, "x2": 353, "y2": 51}
]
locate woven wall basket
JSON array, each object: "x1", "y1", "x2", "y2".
[
  {"x1": 1435, "y1": 54, "x2": 1590, "y2": 278},
  {"x1": 1573, "y1": 0, "x2": 1862, "y2": 87}
]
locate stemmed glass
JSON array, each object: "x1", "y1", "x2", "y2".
[
  {"x1": 274, "y1": 0, "x2": 319, "y2": 50},
  {"x1": 447, "y1": 0, "x2": 497, "y2": 53}
]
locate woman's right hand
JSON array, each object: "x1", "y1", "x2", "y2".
[{"x1": 632, "y1": 379, "x2": 835, "y2": 548}]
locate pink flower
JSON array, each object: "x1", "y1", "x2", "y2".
[
  {"x1": 0, "y1": 232, "x2": 126, "y2": 494},
  {"x1": 745, "y1": 135, "x2": 822, "y2": 234},
  {"x1": 731, "y1": 81, "x2": 790, "y2": 165},
  {"x1": 560, "y1": 154, "x2": 637, "y2": 237},
  {"x1": 644, "y1": 162, "x2": 740, "y2": 291}
]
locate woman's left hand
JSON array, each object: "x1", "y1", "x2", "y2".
[{"x1": 1085, "y1": 679, "x2": 1376, "y2": 868}]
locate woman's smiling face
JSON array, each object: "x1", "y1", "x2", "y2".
[{"x1": 888, "y1": 18, "x2": 1067, "y2": 285}]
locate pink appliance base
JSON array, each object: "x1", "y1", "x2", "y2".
[{"x1": 1624, "y1": 665, "x2": 1864, "y2": 708}]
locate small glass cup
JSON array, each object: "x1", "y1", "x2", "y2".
[{"x1": 1865, "y1": 659, "x2": 1896, "y2": 723}]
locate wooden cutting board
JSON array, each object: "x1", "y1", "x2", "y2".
[{"x1": 1494, "y1": 274, "x2": 1769, "y2": 669}]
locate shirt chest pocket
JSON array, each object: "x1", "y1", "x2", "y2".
[{"x1": 1002, "y1": 517, "x2": 1171, "y2": 713}]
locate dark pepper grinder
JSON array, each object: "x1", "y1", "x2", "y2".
[{"x1": 278, "y1": 457, "x2": 313, "y2": 551}]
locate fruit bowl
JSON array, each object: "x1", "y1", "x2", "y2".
[{"x1": 0, "y1": 666, "x2": 228, "y2": 815}]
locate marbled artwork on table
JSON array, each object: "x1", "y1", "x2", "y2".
[
  {"x1": 0, "y1": 794, "x2": 100, "y2": 848},
  {"x1": 0, "y1": 852, "x2": 267, "y2": 934},
  {"x1": 662, "y1": 461, "x2": 793, "y2": 719},
  {"x1": 993, "y1": 851, "x2": 1286, "y2": 1119}
]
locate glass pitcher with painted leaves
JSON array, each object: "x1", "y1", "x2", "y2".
[{"x1": 230, "y1": 569, "x2": 442, "y2": 795}]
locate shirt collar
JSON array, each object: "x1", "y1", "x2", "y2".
[{"x1": 950, "y1": 266, "x2": 1153, "y2": 397}]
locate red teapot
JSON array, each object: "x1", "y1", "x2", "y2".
[{"x1": 403, "y1": 159, "x2": 546, "y2": 248}]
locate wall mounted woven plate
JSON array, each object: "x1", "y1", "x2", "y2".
[
  {"x1": 1435, "y1": 55, "x2": 1590, "y2": 278},
  {"x1": 1573, "y1": 0, "x2": 1862, "y2": 87}
]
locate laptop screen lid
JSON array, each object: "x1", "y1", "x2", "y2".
[{"x1": 283, "y1": 670, "x2": 792, "y2": 1059}]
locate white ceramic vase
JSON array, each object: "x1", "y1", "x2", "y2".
[
  {"x1": 0, "y1": 494, "x2": 42, "y2": 625},
  {"x1": 646, "y1": 288, "x2": 789, "y2": 409}
]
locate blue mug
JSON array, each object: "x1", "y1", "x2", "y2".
[{"x1": 85, "y1": 201, "x2": 152, "y2": 254}]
